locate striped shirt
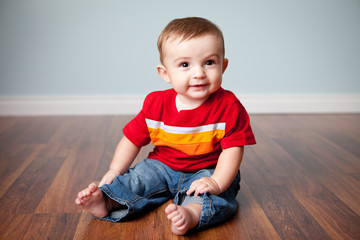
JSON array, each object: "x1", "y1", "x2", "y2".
[{"x1": 123, "y1": 88, "x2": 256, "y2": 172}]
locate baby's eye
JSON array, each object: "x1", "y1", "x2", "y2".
[
  {"x1": 180, "y1": 62, "x2": 189, "y2": 68},
  {"x1": 205, "y1": 60, "x2": 215, "y2": 65}
]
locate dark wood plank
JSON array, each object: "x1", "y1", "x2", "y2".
[
  {"x1": 234, "y1": 181, "x2": 281, "y2": 239},
  {"x1": 0, "y1": 152, "x2": 66, "y2": 215},
  {"x1": 46, "y1": 116, "x2": 93, "y2": 146},
  {"x1": 0, "y1": 117, "x2": 20, "y2": 135},
  {"x1": 289, "y1": 114, "x2": 360, "y2": 157},
  {"x1": 250, "y1": 184, "x2": 331, "y2": 240},
  {"x1": 1, "y1": 213, "x2": 80, "y2": 240},
  {"x1": 0, "y1": 214, "x2": 34, "y2": 239},
  {"x1": 36, "y1": 142, "x2": 106, "y2": 213},
  {"x1": 0, "y1": 116, "x2": 65, "y2": 145},
  {"x1": 241, "y1": 136, "x2": 306, "y2": 187},
  {"x1": 315, "y1": 172, "x2": 360, "y2": 216},
  {"x1": 0, "y1": 143, "x2": 44, "y2": 198},
  {"x1": 286, "y1": 176, "x2": 360, "y2": 239},
  {"x1": 24, "y1": 213, "x2": 80, "y2": 239}
]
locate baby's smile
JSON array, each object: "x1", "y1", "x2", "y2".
[{"x1": 190, "y1": 84, "x2": 208, "y2": 88}]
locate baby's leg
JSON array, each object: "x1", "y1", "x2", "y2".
[
  {"x1": 75, "y1": 183, "x2": 121, "y2": 218},
  {"x1": 165, "y1": 203, "x2": 202, "y2": 235}
]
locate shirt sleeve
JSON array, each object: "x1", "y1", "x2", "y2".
[
  {"x1": 123, "y1": 96, "x2": 151, "y2": 147},
  {"x1": 220, "y1": 101, "x2": 256, "y2": 149}
]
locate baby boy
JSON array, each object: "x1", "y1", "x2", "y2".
[{"x1": 75, "y1": 17, "x2": 256, "y2": 235}]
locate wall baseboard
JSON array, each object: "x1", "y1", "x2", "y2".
[
  {"x1": 0, "y1": 94, "x2": 359, "y2": 116},
  {"x1": 238, "y1": 94, "x2": 360, "y2": 114}
]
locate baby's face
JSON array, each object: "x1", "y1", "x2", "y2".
[{"x1": 159, "y1": 34, "x2": 228, "y2": 107}]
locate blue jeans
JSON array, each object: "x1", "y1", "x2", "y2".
[{"x1": 99, "y1": 158, "x2": 240, "y2": 229}]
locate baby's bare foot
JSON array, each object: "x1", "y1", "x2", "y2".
[
  {"x1": 165, "y1": 203, "x2": 201, "y2": 235},
  {"x1": 75, "y1": 183, "x2": 109, "y2": 218}
]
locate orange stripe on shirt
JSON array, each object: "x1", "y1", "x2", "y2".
[
  {"x1": 148, "y1": 128, "x2": 225, "y2": 144},
  {"x1": 150, "y1": 138, "x2": 217, "y2": 156}
]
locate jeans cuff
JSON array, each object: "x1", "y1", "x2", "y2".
[{"x1": 97, "y1": 185, "x2": 133, "y2": 222}]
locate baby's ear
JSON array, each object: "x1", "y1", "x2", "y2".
[
  {"x1": 222, "y1": 58, "x2": 229, "y2": 74},
  {"x1": 157, "y1": 65, "x2": 171, "y2": 83}
]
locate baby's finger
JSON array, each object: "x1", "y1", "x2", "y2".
[
  {"x1": 186, "y1": 185, "x2": 196, "y2": 195},
  {"x1": 186, "y1": 180, "x2": 200, "y2": 195},
  {"x1": 194, "y1": 183, "x2": 209, "y2": 196}
]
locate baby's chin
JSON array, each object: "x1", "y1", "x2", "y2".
[{"x1": 188, "y1": 86, "x2": 219, "y2": 96}]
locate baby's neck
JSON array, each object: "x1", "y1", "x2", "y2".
[{"x1": 175, "y1": 94, "x2": 208, "y2": 112}]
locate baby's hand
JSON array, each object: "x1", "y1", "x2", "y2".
[
  {"x1": 186, "y1": 177, "x2": 222, "y2": 196},
  {"x1": 99, "y1": 169, "x2": 122, "y2": 187}
]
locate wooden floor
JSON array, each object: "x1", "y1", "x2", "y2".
[{"x1": 0, "y1": 114, "x2": 359, "y2": 239}]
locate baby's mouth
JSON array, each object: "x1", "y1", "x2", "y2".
[{"x1": 190, "y1": 84, "x2": 208, "y2": 88}]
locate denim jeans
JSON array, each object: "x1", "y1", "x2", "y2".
[{"x1": 99, "y1": 158, "x2": 240, "y2": 229}]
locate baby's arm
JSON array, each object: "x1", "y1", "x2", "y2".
[
  {"x1": 99, "y1": 136, "x2": 140, "y2": 186},
  {"x1": 187, "y1": 146, "x2": 244, "y2": 196}
]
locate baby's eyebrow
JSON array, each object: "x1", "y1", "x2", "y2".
[
  {"x1": 174, "y1": 57, "x2": 191, "y2": 62},
  {"x1": 204, "y1": 54, "x2": 220, "y2": 59}
]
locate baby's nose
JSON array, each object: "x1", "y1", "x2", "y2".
[{"x1": 193, "y1": 67, "x2": 206, "y2": 79}]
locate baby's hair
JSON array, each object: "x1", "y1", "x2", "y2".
[{"x1": 157, "y1": 17, "x2": 225, "y2": 63}]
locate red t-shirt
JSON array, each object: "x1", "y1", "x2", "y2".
[{"x1": 123, "y1": 88, "x2": 256, "y2": 172}]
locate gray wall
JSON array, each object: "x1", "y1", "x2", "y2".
[{"x1": 1, "y1": 0, "x2": 359, "y2": 96}]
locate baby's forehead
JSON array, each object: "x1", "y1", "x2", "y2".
[
  {"x1": 162, "y1": 34, "x2": 223, "y2": 52},
  {"x1": 165, "y1": 32, "x2": 219, "y2": 44}
]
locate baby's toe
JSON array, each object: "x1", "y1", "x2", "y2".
[
  {"x1": 75, "y1": 198, "x2": 81, "y2": 205},
  {"x1": 84, "y1": 188, "x2": 91, "y2": 196},
  {"x1": 88, "y1": 183, "x2": 98, "y2": 192},
  {"x1": 165, "y1": 203, "x2": 178, "y2": 214},
  {"x1": 78, "y1": 191, "x2": 84, "y2": 199},
  {"x1": 173, "y1": 216, "x2": 185, "y2": 227},
  {"x1": 172, "y1": 213, "x2": 182, "y2": 222}
]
